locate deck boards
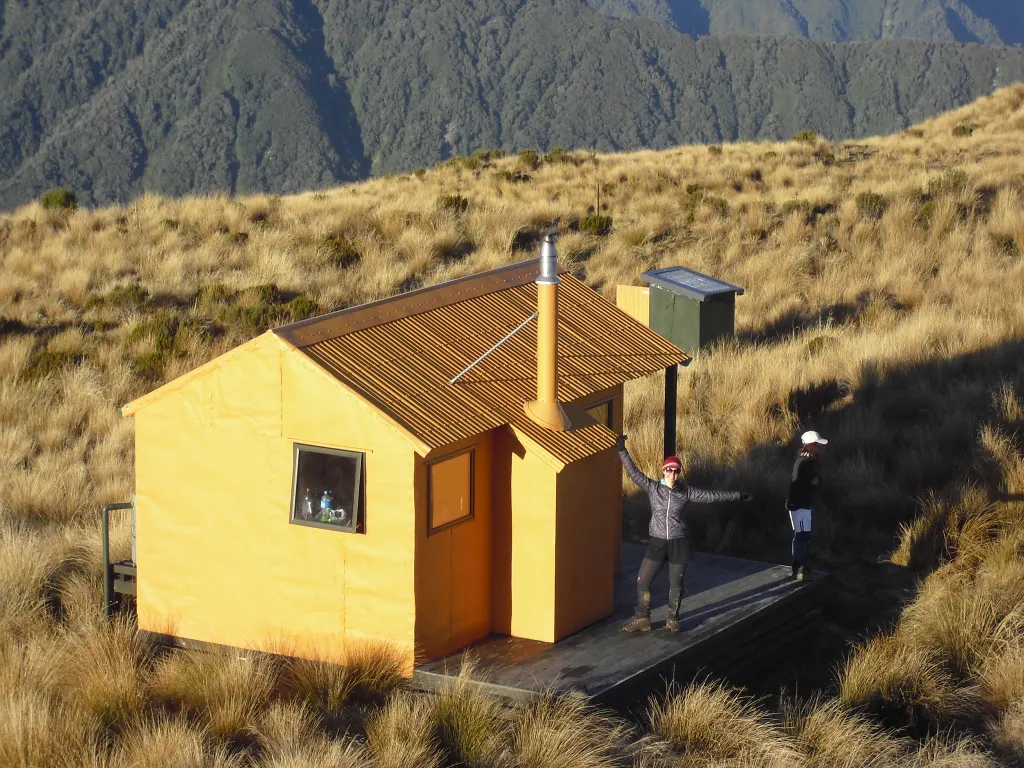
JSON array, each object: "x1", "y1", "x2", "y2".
[{"x1": 414, "y1": 542, "x2": 825, "y2": 704}]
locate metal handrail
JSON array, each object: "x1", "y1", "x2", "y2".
[{"x1": 102, "y1": 502, "x2": 133, "y2": 618}]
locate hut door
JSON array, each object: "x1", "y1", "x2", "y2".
[{"x1": 419, "y1": 439, "x2": 493, "y2": 659}]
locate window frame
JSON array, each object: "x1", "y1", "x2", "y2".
[
  {"x1": 289, "y1": 443, "x2": 364, "y2": 534},
  {"x1": 584, "y1": 398, "x2": 615, "y2": 430},
  {"x1": 427, "y1": 447, "x2": 476, "y2": 536}
]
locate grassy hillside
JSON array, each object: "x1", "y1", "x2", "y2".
[
  {"x1": 2, "y1": 87, "x2": 1024, "y2": 764},
  {"x1": 3, "y1": 0, "x2": 1024, "y2": 209}
]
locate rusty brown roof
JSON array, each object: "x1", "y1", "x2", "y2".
[{"x1": 275, "y1": 261, "x2": 688, "y2": 464}]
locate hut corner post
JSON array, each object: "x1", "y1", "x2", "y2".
[
  {"x1": 664, "y1": 365, "x2": 677, "y2": 459},
  {"x1": 102, "y1": 502, "x2": 134, "y2": 618}
]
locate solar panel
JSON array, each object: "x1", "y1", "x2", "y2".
[{"x1": 641, "y1": 266, "x2": 744, "y2": 302}]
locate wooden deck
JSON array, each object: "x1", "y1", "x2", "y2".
[{"x1": 414, "y1": 542, "x2": 825, "y2": 704}]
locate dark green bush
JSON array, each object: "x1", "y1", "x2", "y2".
[
  {"x1": 793, "y1": 130, "x2": 818, "y2": 145},
  {"x1": 91, "y1": 284, "x2": 150, "y2": 310},
  {"x1": 704, "y1": 196, "x2": 729, "y2": 218},
  {"x1": 228, "y1": 231, "x2": 249, "y2": 245},
  {"x1": 814, "y1": 147, "x2": 836, "y2": 166},
  {"x1": 22, "y1": 349, "x2": 83, "y2": 381},
  {"x1": 927, "y1": 169, "x2": 970, "y2": 197},
  {"x1": 131, "y1": 351, "x2": 167, "y2": 382},
  {"x1": 322, "y1": 234, "x2": 361, "y2": 268},
  {"x1": 763, "y1": 151, "x2": 778, "y2": 159},
  {"x1": 951, "y1": 124, "x2": 975, "y2": 138},
  {"x1": 246, "y1": 284, "x2": 281, "y2": 305},
  {"x1": 471, "y1": 149, "x2": 505, "y2": 164},
  {"x1": 856, "y1": 192, "x2": 888, "y2": 220},
  {"x1": 748, "y1": 168, "x2": 763, "y2": 182},
  {"x1": 543, "y1": 147, "x2": 575, "y2": 164},
  {"x1": 437, "y1": 195, "x2": 469, "y2": 213},
  {"x1": 518, "y1": 149, "x2": 540, "y2": 170},
  {"x1": 285, "y1": 296, "x2": 319, "y2": 321},
  {"x1": 685, "y1": 184, "x2": 705, "y2": 197},
  {"x1": 992, "y1": 233, "x2": 1020, "y2": 257},
  {"x1": 708, "y1": 145, "x2": 723, "y2": 156},
  {"x1": 904, "y1": 128, "x2": 925, "y2": 138},
  {"x1": 128, "y1": 313, "x2": 181, "y2": 355},
  {"x1": 215, "y1": 286, "x2": 319, "y2": 332},
  {"x1": 441, "y1": 156, "x2": 481, "y2": 171},
  {"x1": 781, "y1": 200, "x2": 811, "y2": 218},
  {"x1": 40, "y1": 187, "x2": 78, "y2": 210},
  {"x1": 196, "y1": 283, "x2": 233, "y2": 306},
  {"x1": 493, "y1": 170, "x2": 531, "y2": 184},
  {"x1": 413, "y1": 168, "x2": 427, "y2": 178},
  {"x1": 578, "y1": 215, "x2": 613, "y2": 236},
  {"x1": 161, "y1": 218, "x2": 180, "y2": 230}
]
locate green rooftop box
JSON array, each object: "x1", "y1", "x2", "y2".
[{"x1": 641, "y1": 267, "x2": 744, "y2": 357}]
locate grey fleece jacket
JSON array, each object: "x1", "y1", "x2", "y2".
[{"x1": 619, "y1": 447, "x2": 742, "y2": 540}]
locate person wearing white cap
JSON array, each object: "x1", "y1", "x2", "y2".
[{"x1": 786, "y1": 430, "x2": 827, "y2": 579}]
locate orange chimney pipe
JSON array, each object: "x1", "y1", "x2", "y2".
[{"x1": 524, "y1": 234, "x2": 571, "y2": 432}]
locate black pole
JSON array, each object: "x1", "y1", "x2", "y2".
[
  {"x1": 664, "y1": 364, "x2": 677, "y2": 459},
  {"x1": 102, "y1": 502, "x2": 133, "y2": 619}
]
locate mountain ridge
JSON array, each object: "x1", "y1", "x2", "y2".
[{"x1": 2, "y1": 0, "x2": 1024, "y2": 210}]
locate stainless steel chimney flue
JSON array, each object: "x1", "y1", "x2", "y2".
[{"x1": 537, "y1": 234, "x2": 560, "y2": 285}]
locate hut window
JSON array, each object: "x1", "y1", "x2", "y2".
[
  {"x1": 428, "y1": 449, "x2": 474, "y2": 534},
  {"x1": 585, "y1": 399, "x2": 614, "y2": 430},
  {"x1": 291, "y1": 444, "x2": 363, "y2": 533}
]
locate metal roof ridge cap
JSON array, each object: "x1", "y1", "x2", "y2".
[
  {"x1": 274, "y1": 259, "x2": 536, "y2": 332},
  {"x1": 275, "y1": 259, "x2": 568, "y2": 346}
]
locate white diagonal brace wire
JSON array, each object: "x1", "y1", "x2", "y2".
[{"x1": 449, "y1": 312, "x2": 538, "y2": 385}]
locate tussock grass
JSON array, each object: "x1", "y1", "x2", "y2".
[
  {"x1": 3, "y1": 87, "x2": 1024, "y2": 763},
  {"x1": 0, "y1": 689, "x2": 100, "y2": 768},
  {"x1": 57, "y1": 616, "x2": 153, "y2": 734},
  {"x1": 511, "y1": 693, "x2": 635, "y2": 768},
  {"x1": 781, "y1": 695, "x2": 902, "y2": 768},
  {"x1": 648, "y1": 681, "x2": 798, "y2": 766},
  {"x1": 110, "y1": 717, "x2": 242, "y2": 768},
  {"x1": 151, "y1": 648, "x2": 276, "y2": 745},
  {"x1": 430, "y1": 661, "x2": 507, "y2": 766},
  {"x1": 364, "y1": 692, "x2": 442, "y2": 768}
]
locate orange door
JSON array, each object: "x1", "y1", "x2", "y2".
[{"x1": 416, "y1": 435, "x2": 493, "y2": 660}]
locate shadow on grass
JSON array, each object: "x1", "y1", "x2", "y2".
[{"x1": 621, "y1": 332, "x2": 1024, "y2": 700}]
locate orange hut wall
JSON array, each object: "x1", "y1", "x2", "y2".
[{"x1": 132, "y1": 334, "x2": 418, "y2": 669}]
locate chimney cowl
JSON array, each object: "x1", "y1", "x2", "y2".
[{"x1": 537, "y1": 234, "x2": 560, "y2": 285}]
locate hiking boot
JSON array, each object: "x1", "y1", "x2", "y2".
[
  {"x1": 622, "y1": 614, "x2": 652, "y2": 632},
  {"x1": 795, "y1": 571, "x2": 805, "y2": 581},
  {"x1": 623, "y1": 589, "x2": 652, "y2": 632},
  {"x1": 665, "y1": 589, "x2": 682, "y2": 633},
  {"x1": 791, "y1": 563, "x2": 800, "y2": 579}
]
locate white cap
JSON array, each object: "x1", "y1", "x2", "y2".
[{"x1": 801, "y1": 430, "x2": 828, "y2": 445}]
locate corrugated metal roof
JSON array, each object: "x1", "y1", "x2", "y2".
[{"x1": 277, "y1": 264, "x2": 688, "y2": 464}]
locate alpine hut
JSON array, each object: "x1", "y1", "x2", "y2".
[{"x1": 121, "y1": 237, "x2": 688, "y2": 669}]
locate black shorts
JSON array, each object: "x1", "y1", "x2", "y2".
[{"x1": 644, "y1": 537, "x2": 692, "y2": 566}]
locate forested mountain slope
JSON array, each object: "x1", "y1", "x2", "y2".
[
  {"x1": 2, "y1": 0, "x2": 1023, "y2": 209},
  {"x1": 590, "y1": 0, "x2": 1024, "y2": 45}
]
